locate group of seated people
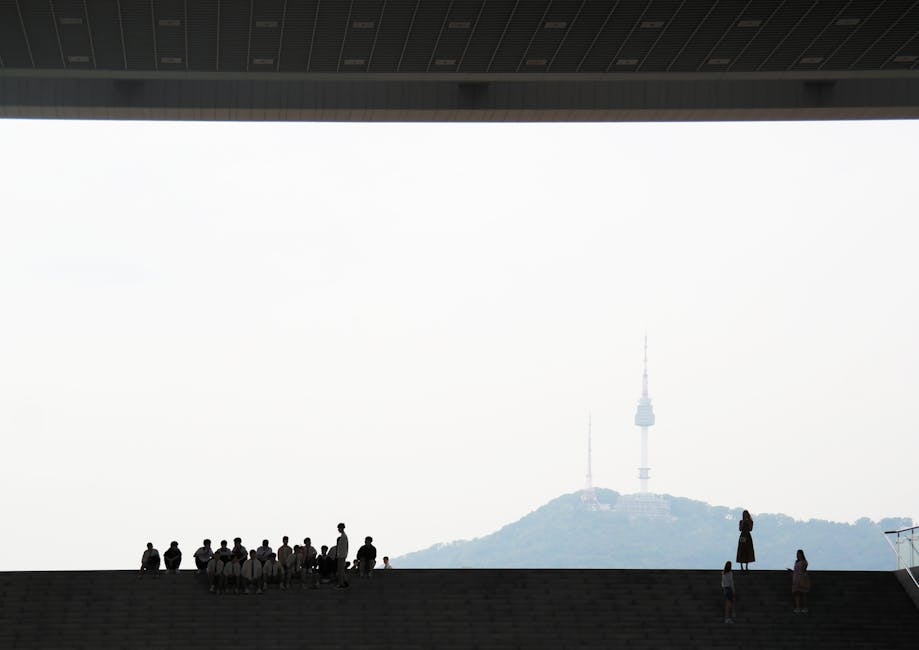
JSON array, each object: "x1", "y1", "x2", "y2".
[{"x1": 139, "y1": 535, "x2": 391, "y2": 594}]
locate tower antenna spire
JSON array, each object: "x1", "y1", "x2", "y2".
[{"x1": 581, "y1": 411, "x2": 599, "y2": 510}]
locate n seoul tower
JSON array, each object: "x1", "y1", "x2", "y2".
[{"x1": 634, "y1": 335, "x2": 656, "y2": 493}]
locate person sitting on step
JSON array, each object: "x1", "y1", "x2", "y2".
[
  {"x1": 231, "y1": 538, "x2": 247, "y2": 565},
  {"x1": 206, "y1": 554, "x2": 224, "y2": 593},
  {"x1": 164, "y1": 541, "x2": 182, "y2": 574},
  {"x1": 223, "y1": 555, "x2": 241, "y2": 594},
  {"x1": 262, "y1": 552, "x2": 282, "y2": 590},
  {"x1": 317, "y1": 545, "x2": 334, "y2": 583},
  {"x1": 139, "y1": 542, "x2": 160, "y2": 579},
  {"x1": 194, "y1": 539, "x2": 214, "y2": 574},
  {"x1": 357, "y1": 536, "x2": 377, "y2": 578},
  {"x1": 255, "y1": 539, "x2": 272, "y2": 565},
  {"x1": 282, "y1": 545, "x2": 300, "y2": 590},
  {"x1": 216, "y1": 540, "x2": 232, "y2": 562},
  {"x1": 241, "y1": 549, "x2": 263, "y2": 594}
]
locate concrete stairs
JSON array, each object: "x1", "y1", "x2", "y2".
[{"x1": 0, "y1": 569, "x2": 916, "y2": 648}]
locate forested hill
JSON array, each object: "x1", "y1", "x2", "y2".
[{"x1": 396, "y1": 490, "x2": 910, "y2": 570}]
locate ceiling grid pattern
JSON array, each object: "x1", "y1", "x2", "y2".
[{"x1": 16, "y1": 0, "x2": 907, "y2": 74}]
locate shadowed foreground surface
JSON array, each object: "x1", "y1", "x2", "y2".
[{"x1": 0, "y1": 569, "x2": 916, "y2": 649}]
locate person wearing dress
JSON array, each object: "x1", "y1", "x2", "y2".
[{"x1": 736, "y1": 510, "x2": 755, "y2": 571}]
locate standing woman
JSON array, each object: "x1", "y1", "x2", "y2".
[
  {"x1": 736, "y1": 510, "x2": 755, "y2": 571},
  {"x1": 792, "y1": 549, "x2": 810, "y2": 613}
]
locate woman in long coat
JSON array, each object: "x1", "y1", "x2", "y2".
[{"x1": 736, "y1": 510, "x2": 755, "y2": 570}]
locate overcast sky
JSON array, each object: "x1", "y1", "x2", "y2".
[{"x1": 0, "y1": 118, "x2": 916, "y2": 570}]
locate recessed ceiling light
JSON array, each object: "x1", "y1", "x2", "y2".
[
  {"x1": 737, "y1": 19, "x2": 762, "y2": 28},
  {"x1": 252, "y1": 58, "x2": 274, "y2": 65},
  {"x1": 448, "y1": 21, "x2": 470, "y2": 29},
  {"x1": 893, "y1": 55, "x2": 917, "y2": 63},
  {"x1": 352, "y1": 21, "x2": 374, "y2": 29},
  {"x1": 59, "y1": 17, "x2": 83, "y2": 25},
  {"x1": 158, "y1": 19, "x2": 180, "y2": 27},
  {"x1": 344, "y1": 58, "x2": 366, "y2": 65},
  {"x1": 434, "y1": 59, "x2": 456, "y2": 66},
  {"x1": 641, "y1": 21, "x2": 664, "y2": 29},
  {"x1": 800, "y1": 56, "x2": 823, "y2": 64},
  {"x1": 616, "y1": 58, "x2": 639, "y2": 66},
  {"x1": 545, "y1": 21, "x2": 567, "y2": 29},
  {"x1": 160, "y1": 56, "x2": 182, "y2": 64},
  {"x1": 708, "y1": 58, "x2": 730, "y2": 65},
  {"x1": 836, "y1": 18, "x2": 859, "y2": 26},
  {"x1": 67, "y1": 55, "x2": 89, "y2": 63},
  {"x1": 255, "y1": 20, "x2": 278, "y2": 28}
]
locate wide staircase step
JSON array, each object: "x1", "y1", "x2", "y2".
[{"x1": 0, "y1": 569, "x2": 916, "y2": 648}]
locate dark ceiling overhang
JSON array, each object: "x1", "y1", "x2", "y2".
[{"x1": 1, "y1": 0, "x2": 917, "y2": 122}]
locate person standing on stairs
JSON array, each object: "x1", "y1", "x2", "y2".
[
  {"x1": 791, "y1": 549, "x2": 810, "y2": 613},
  {"x1": 722, "y1": 561, "x2": 736, "y2": 624},
  {"x1": 336, "y1": 523, "x2": 349, "y2": 589},
  {"x1": 736, "y1": 510, "x2": 755, "y2": 571}
]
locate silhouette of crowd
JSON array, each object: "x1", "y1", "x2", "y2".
[{"x1": 139, "y1": 522, "x2": 386, "y2": 594}]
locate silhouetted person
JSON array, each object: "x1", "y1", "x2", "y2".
[
  {"x1": 224, "y1": 555, "x2": 241, "y2": 594},
  {"x1": 301, "y1": 538, "x2": 318, "y2": 589},
  {"x1": 791, "y1": 549, "x2": 810, "y2": 613},
  {"x1": 357, "y1": 536, "x2": 377, "y2": 578},
  {"x1": 722, "y1": 561, "x2": 735, "y2": 624},
  {"x1": 164, "y1": 541, "x2": 182, "y2": 574},
  {"x1": 302, "y1": 538, "x2": 317, "y2": 573},
  {"x1": 336, "y1": 523, "x2": 349, "y2": 588},
  {"x1": 206, "y1": 555, "x2": 224, "y2": 593},
  {"x1": 262, "y1": 553, "x2": 281, "y2": 590},
  {"x1": 139, "y1": 542, "x2": 160, "y2": 579},
  {"x1": 283, "y1": 545, "x2": 300, "y2": 589},
  {"x1": 382, "y1": 556, "x2": 393, "y2": 569},
  {"x1": 256, "y1": 539, "x2": 272, "y2": 564},
  {"x1": 736, "y1": 510, "x2": 755, "y2": 571},
  {"x1": 216, "y1": 539, "x2": 232, "y2": 562},
  {"x1": 194, "y1": 539, "x2": 214, "y2": 574},
  {"x1": 231, "y1": 538, "x2": 247, "y2": 564},
  {"x1": 241, "y1": 550, "x2": 263, "y2": 594},
  {"x1": 317, "y1": 545, "x2": 333, "y2": 583},
  {"x1": 277, "y1": 536, "x2": 293, "y2": 567}
]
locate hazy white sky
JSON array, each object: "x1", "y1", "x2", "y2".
[{"x1": 0, "y1": 118, "x2": 916, "y2": 570}]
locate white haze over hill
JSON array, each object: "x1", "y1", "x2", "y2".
[{"x1": 0, "y1": 119, "x2": 916, "y2": 570}]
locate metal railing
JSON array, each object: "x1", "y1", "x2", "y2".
[{"x1": 884, "y1": 524, "x2": 919, "y2": 590}]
